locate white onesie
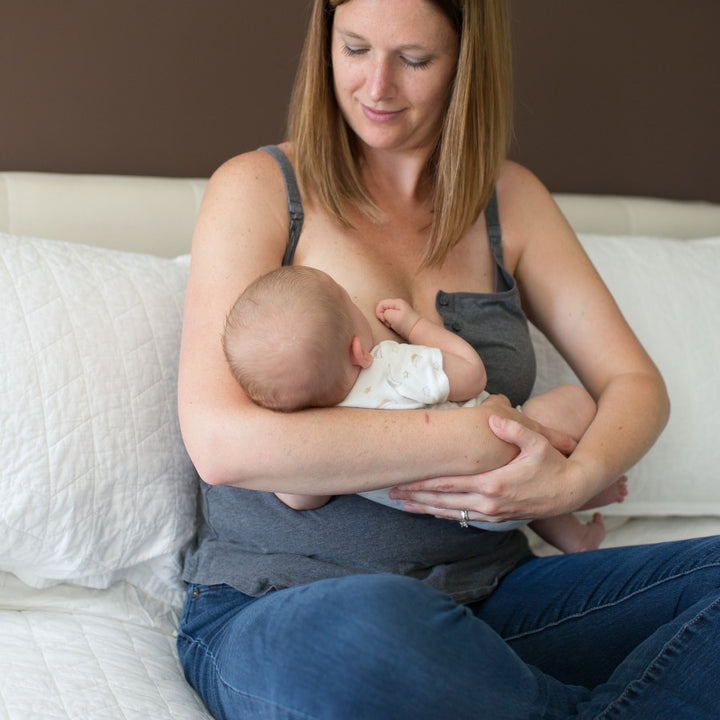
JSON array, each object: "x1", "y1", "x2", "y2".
[{"x1": 339, "y1": 340, "x2": 488, "y2": 410}]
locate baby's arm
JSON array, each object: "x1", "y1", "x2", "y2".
[
  {"x1": 376, "y1": 298, "x2": 487, "y2": 401},
  {"x1": 275, "y1": 492, "x2": 332, "y2": 510}
]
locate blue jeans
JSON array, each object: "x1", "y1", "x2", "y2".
[{"x1": 177, "y1": 536, "x2": 720, "y2": 719}]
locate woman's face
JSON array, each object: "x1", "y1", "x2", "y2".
[{"x1": 331, "y1": 0, "x2": 460, "y2": 154}]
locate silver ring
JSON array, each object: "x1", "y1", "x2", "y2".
[{"x1": 459, "y1": 509, "x2": 469, "y2": 528}]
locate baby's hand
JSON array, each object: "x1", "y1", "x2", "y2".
[{"x1": 376, "y1": 298, "x2": 420, "y2": 339}]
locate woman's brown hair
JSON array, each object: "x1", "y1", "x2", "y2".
[{"x1": 288, "y1": 0, "x2": 512, "y2": 267}]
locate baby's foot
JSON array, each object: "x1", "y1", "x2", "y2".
[
  {"x1": 579, "y1": 476, "x2": 628, "y2": 511},
  {"x1": 569, "y1": 512, "x2": 606, "y2": 553}
]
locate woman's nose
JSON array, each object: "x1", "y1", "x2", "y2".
[{"x1": 367, "y1": 59, "x2": 395, "y2": 102}]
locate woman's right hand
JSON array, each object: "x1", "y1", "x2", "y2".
[{"x1": 388, "y1": 401, "x2": 585, "y2": 525}]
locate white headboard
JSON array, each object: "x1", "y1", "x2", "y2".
[
  {"x1": 0, "y1": 172, "x2": 207, "y2": 257},
  {"x1": 2, "y1": 172, "x2": 720, "y2": 258}
]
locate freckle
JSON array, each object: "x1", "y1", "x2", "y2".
[{"x1": 424, "y1": 412, "x2": 430, "y2": 424}]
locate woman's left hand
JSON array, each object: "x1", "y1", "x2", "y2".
[{"x1": 388, "y1": 414, "x2": 589, "y2": 525}]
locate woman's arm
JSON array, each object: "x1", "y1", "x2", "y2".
[
  {"x1": 178, "y1": 151, "x2": 540, "y2": 495},
  {"x1": 389, "y1": 163, "x2": 670, "y2": 522}
]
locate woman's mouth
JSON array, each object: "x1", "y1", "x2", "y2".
[{"x1": 362, "y1": 105, "x2": 403, "y2": 123}]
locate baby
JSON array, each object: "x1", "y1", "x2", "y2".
[{"x1": 223, "y1": 265, "x2": 626, "y2": 553}]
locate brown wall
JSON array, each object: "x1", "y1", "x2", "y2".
[
  {"x1": 0, "y1": 0, "x2": 310, "y2": 177},
  {"x1": 2, "y1": 1, "x2": 719, "y2": 202},
  {"x1": 509, "y1": 0, "x2": 720, "y2": 203}
]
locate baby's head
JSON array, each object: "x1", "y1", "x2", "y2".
[{"x1": 223, "y1": 266, "x2": 370, "y2": 411}]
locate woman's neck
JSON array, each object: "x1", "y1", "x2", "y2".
[{"x1": 359, "y1": 145, "x2": 435, "y2": 206}]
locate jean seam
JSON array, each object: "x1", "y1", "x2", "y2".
[
  {"x1": 503, "y1": 560, "x2": 720, "y2": 642},
  {"x1": 182, "y1": 632, "x2": 321, "y2": 720},
  {"x1": 591, "y1": 594, "x2": 720, "y2": 719}
]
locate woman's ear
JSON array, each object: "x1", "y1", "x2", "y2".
[{"x1": 349, "y1": 336, "x2": 373, "y2": 369}]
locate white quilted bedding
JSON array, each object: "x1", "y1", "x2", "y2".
[
  {"x1": 0, "y1": 234, "x2": 210, "y2": 718},
  {"x1": 0, "y1": 574, "x2": 212, "y2": 720},
  {"x1": 0, "y1": 234, "x2": 197, "y2": 599}
]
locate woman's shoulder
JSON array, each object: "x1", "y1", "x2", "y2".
[
  {"x1": 190, "y1": 144, "x2": 297, "y2": 265},
  {"x1": 496, "y1": 160, "x2": 552, "y2": 204},
  {"x1": 209, "y1": 143, "x2": 293, "y2": 191},
  {"x1": 200, "y1": 144, "x2": 295, "y2": 226},
  {"x1": 495, "y1": 160, "x2": 565, "y2": 229},
  {"x1": 493, "y1": 160, "x2": 577, "y2": 267}
]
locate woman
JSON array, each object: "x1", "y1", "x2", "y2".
[{"x1": 177, "y1": 0, "x2": 720, "y2": 717}]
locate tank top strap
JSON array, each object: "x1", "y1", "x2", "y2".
[
  {"x1": 484, "y1": 189, "x2": 511, "y2": 291},
  {"x1": 259, "y1": 145, "x2": 304, "y2": 266},
  {"x1": 484, "y1": 189, "x2": 504, "y2": 266}
]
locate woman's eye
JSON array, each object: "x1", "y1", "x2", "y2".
[
  {"x1": 341, "y1": 44, "x2": 431, "y2": 70},
  {"x1": 401, "y1": 56, "x2": 432, "y2": 70},
  {"x1": 342, "y1": 44, "x2": 367, "y2": 58}
]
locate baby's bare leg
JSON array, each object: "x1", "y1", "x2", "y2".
[
  {"x1": 578, "y1": 476, "x2": 628, "y2": 510},
  {"x1": 521, "y1": 383, "x2": 596, "y2": 442},
  {"x1": 530, "y1": 512, "x2": 606, "y2": 554}
]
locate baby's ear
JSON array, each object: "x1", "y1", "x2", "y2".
[{"x1": 349, "y1": 336, "x2": 373, "y2": 369}]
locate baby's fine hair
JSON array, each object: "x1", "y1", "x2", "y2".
[{"x1": 223, "y1": 266, "x2": 355, "y2": 411}]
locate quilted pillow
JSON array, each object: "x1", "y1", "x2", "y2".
[
  {"x1": 531, "y1": 234, "x2": 720, "y2": 516},
  {"x1": 0, "y1": 233, "x2": 197, "y2": 604}
]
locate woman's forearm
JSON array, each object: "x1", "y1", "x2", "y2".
[
  {"x1": 568, "y1": 370, "x2": 670, "y2": 502},
  {"x1": 179, "y1": 394, "x2": 520, "y2": 495}
]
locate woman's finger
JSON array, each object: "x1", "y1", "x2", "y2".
[
  {"x1": 490, "y1": 413, "x2": 576, "y2": 456},
  {"x1": 402, "y1": 499, "x2": 519, "y2": 526},
  {"x1": 395, "y1": 491, "x2": 479, "y2": 511},
  {"x1": 390, "y1": 476, "x2": 482, "y2": 496}
]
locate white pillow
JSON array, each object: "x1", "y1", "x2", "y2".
[
  {"x1": 531, "y1": 234, "x2": 720, "y2": 517},
  {"x1": 0, "y1": 233, "x2": 197, "y2": 604}
]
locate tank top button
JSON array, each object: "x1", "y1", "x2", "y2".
[
  {"x1": 437, "y1": 294, "x2": 449, "y2": 307},
  {"x1": 451, "y1": 321, "x2": 462, "y2": 332}
]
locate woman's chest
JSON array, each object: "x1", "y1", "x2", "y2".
[{"x1": 294, "y1": 211, "x2": 498, "y2": 340}]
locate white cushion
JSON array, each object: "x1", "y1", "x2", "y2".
[
  {"x1": 0, "y1": 233, "x2": 196, "y2": 603},
  {"x1": 531, "y1": 234, "x2": 720, "y2": 516},
  {"x1": 0, "y1": 609, "x2": 212, "y2": 719}
]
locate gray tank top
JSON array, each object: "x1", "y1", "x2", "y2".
[{"x1": 182, "y1": 146, "x2": 535, "y2": 604}]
